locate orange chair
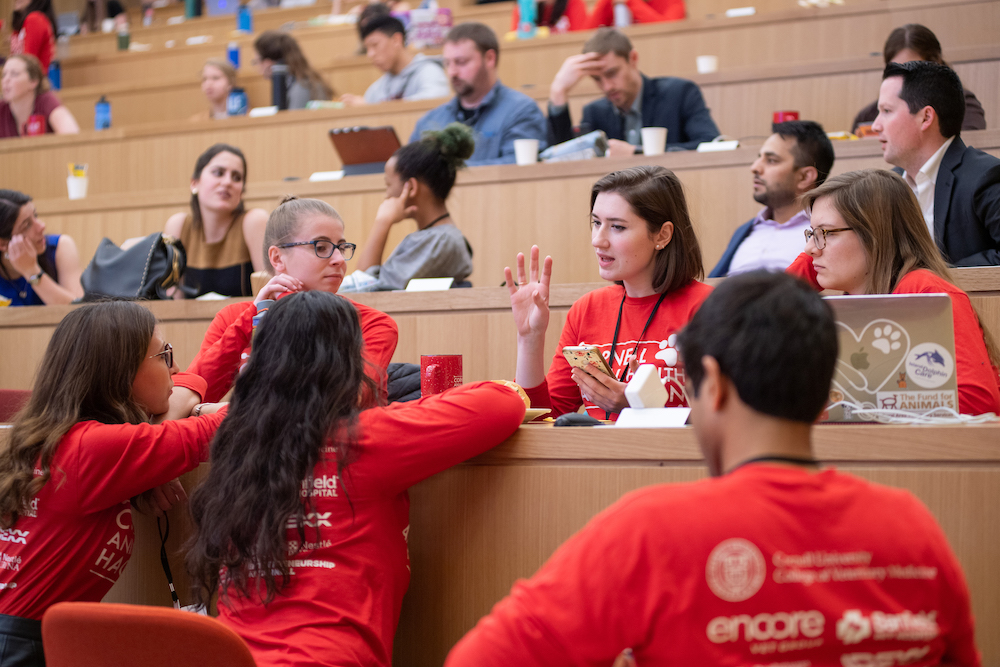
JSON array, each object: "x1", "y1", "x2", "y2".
[
  {"x1": 42, "y1": 602, "x2": 256, "y2": 667},
  {"x1": 0, "y1": 388, "x2": 30, "y2": 422}
]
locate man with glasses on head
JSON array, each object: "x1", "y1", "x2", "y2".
[{"x1": 445, "y1": 271, "x2": 980, "y2": 666}]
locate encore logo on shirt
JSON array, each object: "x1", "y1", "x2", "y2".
[{"x1": 706, "y1": 610, "x2": 825, "y2": 644}]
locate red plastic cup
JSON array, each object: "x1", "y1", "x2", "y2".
[
  {"x1": 420, "y1": 355, "x2": 463, "y2": 396},
  {"x1": 25, "y1": 114, "x2": 46, "y2": 136},
  {"x1": 773, "y1": 111, "x2": 800, "y2": 124}
]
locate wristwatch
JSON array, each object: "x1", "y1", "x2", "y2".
[{"x1": 26, "y1": 271, "x2": 44, "y2": 285}]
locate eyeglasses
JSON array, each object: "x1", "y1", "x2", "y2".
[
  {"x1": 804, "y1": 227, "x2": 853, "y2": 250},
  {"x1": 276, "y1": 240, "x2": 356, "y2": 260},
  {"x1": 150, "y1": 343, "x2": 173, "y2": 369}
]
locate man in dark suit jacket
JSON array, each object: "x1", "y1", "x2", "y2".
[
  {"x1": 547, "y1": 28, "x2": 719, "y2": 156},
  {"x1": 873, "y1": 61, "x2": 1000, "y2": 266}
]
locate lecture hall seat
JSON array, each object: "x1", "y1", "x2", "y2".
[{"x1": 41, "y1": 602, "x2": 257, "y2": 667}]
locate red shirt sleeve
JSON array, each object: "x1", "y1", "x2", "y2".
[
  {"x1": 176, "y1": 301, "x2": 255, "y2": 403},
  {"x1": 510, "y1": 4, "x2": 519, "y2": 31},
  {"x1": 785, "y1": 252, "x2": 822, "y2": 290},
  {"x1": 520, "y1": 305, "x2": 585, "y2": 419},
  {"x1": 347, "y1": 297, "x2": 398, "y2": 404},
  {"x1": 21, "y1": 12, "x2": 54, "y2": 70},
  {"x1": 350, "y1": 382, "x2": 524, "y2": 496},
  {"x1": 643, "y1": 0, "x2": 686, "y2": 20},
  {"x1": 59, "y1": 411, "x2": 226, "y2": 513},
  {"x1": 563, "y1": 0, "x2": 591, "y2": 29}
]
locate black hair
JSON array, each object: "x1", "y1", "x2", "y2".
[
  {"x1": 678, "y1": 271, "x2": 837, "y2": 423},
  {"x1": 537, "y1": 0, "x2": 569, "y2": 28},
  {"x1": 358, "y1": 2, "x2": 391, "y2": 36},
  {"x1": 445, "y1": 22, "x2": 500, "y2": 65},
  {"x1": 882, "y1": 61, "x2": 965, "y2": 139},
  {"x1": 883, "y1": 24, "x2": 946, "y2": 66},
  {"x1": 188, "y1": 144, "x2": 248, "y2": 230},
  {"x1": 0, "y1": 189, "x2": 55, "y2": 281},
  {"x1": 771, "y1": 120, "x2": 835, "y2": 186},
  {"x1": 12, "y1": 0, "x2": 56, "y2": 36},
  {"x1": 359, "y1": 13, "x2": 406, "y2": 43},
  {"x1": 396, "y1": 123, "x2": 475, "y2": 201},
  {"x1": 186, "y1": 291, "x2": 378, "y2": 607}
]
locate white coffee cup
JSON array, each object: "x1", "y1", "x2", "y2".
[
  {"x1": 67, "y1": 176, "x2": 89, "y2": 200},
  {"x1": 641, "y1": 127, "x2": 668, "y2": 156},
  {"x1": 514, "y1": 139, "x2": 539, "y2": 166},
  {"x1": 696, "y1": 55, "x2": 719, "y2": 74}
]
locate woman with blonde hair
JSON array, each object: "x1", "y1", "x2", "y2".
[
  {"x1": 0, "y1": 54, "x2": 78, "y2": 138},
  {"x1": 193, "y1": 58, "x2": 237, "y2": 121},
  {"x1": 788, "y1": 168, "x2": 1000, "y2": 415},
  {"x1": 253, "y1": 31, "x2": 332, "y2": 109}
]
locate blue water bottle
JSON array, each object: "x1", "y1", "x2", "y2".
[
  {"x1": 237, "y1": 4, "x2": 252, "y2": 32},
  {"x1": 47, "y1": 61, "x2": 61, "y2": 90},
  {"x1": 94, "y1": 96, "x2": 111, "y2": 130},
  {"x1": 516, "y1": 0, "x2": 537, "y2": 39},
  {"x1": 227, "y1": 88, "x2": 248, "y2": 116},
  {"x1": 227, "y1": 41, "x2": 240, "y2": 69}
]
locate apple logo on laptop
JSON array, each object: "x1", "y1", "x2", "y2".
[{"x1": 850, "y1": 348, "x2": 870, "y2": 370}]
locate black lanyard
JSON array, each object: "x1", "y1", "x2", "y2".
[
  {"x1": 604, "y1": 288, "x2": 669, "y2": 419},
  {"x1": 726, "y1": 454, "x2": 818, "y2": 475}
]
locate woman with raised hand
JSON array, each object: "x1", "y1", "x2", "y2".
[
  {"x1": 253, "y1": 31, "x2": 333, "y2": 109},
  {"x1": 347, "y1": 122, "x2": 474, "y2": 292},
  {"x1": 788, "y1": 168, "x2": 1000, "y2": 415},
  {"x1": 0, "y1": 189, "x2": 83, "y2": 306},
  {"x1": 509, "y1": 165, "x2": 711, "y2": 420},
  {"x1": 1, "y1": 54, "x2": 79, "y2": 138},
  {"x1": 185, "y1": 290, "x2": 525, "y2": 667},
  {"x1": 168, "y1": 196, "x2": 398, "y2": 415},
  {"x1": 163, "y1": 143, "x2": 268, "y2": 298},
  {"x1": 0, "y1": 301, "x2": 227, "y2": 667}
]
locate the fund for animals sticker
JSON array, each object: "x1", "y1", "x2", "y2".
[
  {"x1": 706, "y1": 538, "x2": 766, "y2": 602},
  {"x1": 876, "y1": 390, "x2": 957, "y2": 412},
  {"x1": 905, "y1": 343, "x2": 954, "y2": 389}
]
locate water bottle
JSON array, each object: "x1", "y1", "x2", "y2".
[
  {"x1": 270, "y1": 63, "x2": 288, "y2": 110},
  {"x1": 227, "y1": 41, "x2": 240, "y2": 69},
  {"x1": 47, "y1": 61, "x2": 61, "y2": 90},
  {"x1": 613, "y1": 1, "x2": 632, "y2": 26},
  {"x1": 237, "y1": 4, "x2": 252, "y2": 32},
  {"x1": 251, "y1": 300, "x2": 274, "y2": 343},
  {"x1": 516, "y1": 0, "x2": 536, "y2": 39},
  {"x1": 94, "y1": 96, "x2": 111, "y2": 130},
  {"x1": 227, "y1": 87, "x2": 248, "y2": 116}
]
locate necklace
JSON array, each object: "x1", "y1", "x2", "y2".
[
  {"x1": 603, "y1": 287, "x2": 669, "y2": 419},
  {"x1": 726, "y1": 454, "x2": 819, "y2": 475},
  {"x1": 424, "y1": 212, "x2": 450, "y2": 229}
]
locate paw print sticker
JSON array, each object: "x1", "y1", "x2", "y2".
[
  {"x1": 655, "y1": 334, "x2": 678, "y2": 367},
  {"x1": 872, "y1": 325, "x2": 902, "y2": 354}
]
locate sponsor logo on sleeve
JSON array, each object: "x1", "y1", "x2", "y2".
[
  {"x1": 301, "y1": 475, "x2": 338, "y2": 498},
  {"x1": 287, "y1": 512, "x2": 333, "y2": 529},
  {"x1": 836, "y1": 610, "x2": 938, "y2": 645},
  {"x1": 0, "y1": 529, "x2": 29, "y2": 545},
  {"x1": 706, "y1": 538, "x2": 766, "y2": 602},
  {"x1": 840, "y1": 646, "x2": 930, "y2": 667}
]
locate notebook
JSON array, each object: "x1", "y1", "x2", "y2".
[
  {"x1": 328, "y1": 126, "x2": 401, "y2": 177},
  {"x1": 821, "y1": 293, "x2": 958, "y2": 422}
]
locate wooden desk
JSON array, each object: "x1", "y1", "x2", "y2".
[
  {"x1": 15, "y1": 130, "x2": 1000, "y2": 290},
  {"x1": 94, "y1": 423, "x2": 1000, "y2": 665}
]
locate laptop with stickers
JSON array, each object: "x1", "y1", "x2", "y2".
[{"x1": 821, "y1": 293, "x2": 958, "y2": 422}]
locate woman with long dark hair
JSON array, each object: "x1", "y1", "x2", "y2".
[
  {"x1": 0, "y1": 188, "x2": 83, "y2": 306},
  {"x1": 509, "y1": 166, "x2": 711, "y2": 420},
  {"x1": 788, "y1": 168, "x2": 1000, "y2": 414},
  {"x1": 347, "y1": 122, "x2": 474, "y2": 291},
  {"x1": 253, "y1": 31, "x2": 333, "y2": 109},
  {"x1": 0, "y1": 301, "x2": 227, "y2": 666},
  {"x1": 185, "y1": 290, "x2": 525, "y2": 667},
  {"x1": 163, "y1": 143, "x2": 268, "y2": 298},
  {"x1": 9, "y1": 0, "x2": 56, "y2": 71}
]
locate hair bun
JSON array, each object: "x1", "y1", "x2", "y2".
[{"x1": 434, "y1": 123, "x2": 475, "y2": 164}]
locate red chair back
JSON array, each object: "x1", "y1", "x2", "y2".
[
  {"x1": 42, "y1": 602, "x2": 256, "y2": 667},
  {"x1": 0, "y1": 389, "x2": 30, "y2": 422}
]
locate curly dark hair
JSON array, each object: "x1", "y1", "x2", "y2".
[
  {"x1": 397, "y1": 123, "x2": 475, "y2": 201},
  {"x1": 185, "y1": 291, "x2": 377, "y2": 606}
]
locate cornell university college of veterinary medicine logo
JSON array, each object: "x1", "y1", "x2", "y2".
[{"x1": 706, "y1": 538, "x2": 766, "y2": 601}]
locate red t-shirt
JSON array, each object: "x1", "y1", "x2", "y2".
[
  {"x1": 510, "y1": 0, "x2": 590, "y2": 32},
  {"x1": 217, "y1": 382, "x2": 526, "y2": 667},
  {"x1": 585, "y1": 0, "x2": 685, "y2": 28},
  {"x1": 174, "y1": 295, "x2": 398, "y2": 404},
  {"x1": 0, "y1": 413, "x2": 226, "y2": 620},
  {"x1": 787, "y1": 253, "x2": 1000, "y2": 415},
  {"x1": 9, "y1": 12, "x2": 55, "y2": 71},
  {"x1": 447, "y1": 465, "x2": 980, "y2": 667},
  {"x1": 523, "y1": 281, "x2": 713, "y2": 420},
  {"x1": 0, "y1": 91, "x2": 62, "y2": 139}
]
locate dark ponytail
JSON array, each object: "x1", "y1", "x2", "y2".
[{"x1": 395, "y1": 123, "x2": 475, "y2": 201}]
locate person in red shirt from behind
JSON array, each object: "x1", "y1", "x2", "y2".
[
  {"x1": 8, "y1": 0, "x2": 55, "y2": 72},
  {"x1": 447, "y1": 270, "x2": 981, "y2": 667},
  {"x1": 185, "y1": 291, "x2": 526, "y2": 667},
  {"x1": 787, "y1": 168, "x2": 1000, "y2": 415},
  {"x1": 509, "y1": 165, "x2": 711, "y2": 421},
  {"x1": 168, "y1": 196, "x2": 398, "y2": 416},
  {"x1": 0, "y1": 301, "x2": 228, "y2": 667}
]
